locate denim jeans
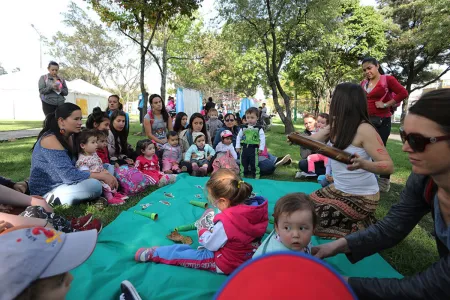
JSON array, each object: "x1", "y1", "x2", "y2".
[
  {"x1": 259, "y1": 153, "x2": 277, "y2": 176},
  {"x1": 44, "y1": 178, "x2": 102, "y2": 205}
]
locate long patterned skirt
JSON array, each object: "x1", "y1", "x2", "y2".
[{"x1": 310, "y1": 184, "x2": 379, "y2": 239}]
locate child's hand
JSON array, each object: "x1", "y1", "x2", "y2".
[
  {"x1": 258, "y1": 150, "x2": 263, "y2": 155},
  {"x1": 114, "y1": 163, "x2": 120, "y2": 168},
  {"x1": 326, "y1": 174, "x2": 334, "y2": 182},
  {"x1": 207, "y1": 155, "x2": 212, "y2": 161},
  {"x1": 347, "y1": 153, "x2": 366, "y2": 171},
  {"x1": 125, "y1": 158, "x2": 134, "y2": 165},
  {"x1": 236, "y1": 148, "x2": 240, "y2": 153},
  {"x1": 0, "y1": 220, "x2": 13, "y2": 233},
  {"x1": 191, "y1": 153, "x2": 197, "y2": 159}
]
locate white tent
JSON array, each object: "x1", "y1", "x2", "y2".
[{"x1": 0, "y1": 70, "x2": 110, "y2": 120}]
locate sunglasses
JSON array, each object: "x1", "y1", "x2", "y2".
[
  {"x1": 225, "y1": 118, "x2": 235, "y2": 122},
  {"x1": 399, "y1": 127, "x2": 450, "y2": 152}
]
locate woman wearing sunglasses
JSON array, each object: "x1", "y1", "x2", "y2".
[
  {"x1": 312, "y1": 89, "x2": 450, "y2": 299},
  {"x1": 214, "y1": 113, "x2": 291, "y2": 175}
]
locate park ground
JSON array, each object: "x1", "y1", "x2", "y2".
[{"x1": 0, "y1": 118, "x2": 438, "y2": 277}]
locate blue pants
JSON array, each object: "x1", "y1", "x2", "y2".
[
  {"x1": 259, "y1": 153, "x2": 276, "y2": 176},
  {"x1": 44, "y1": 178, "x2": 102, "y2": 205},
  {"x1": 103, "y1": 163, "x2": 115, "y2": 175},
  {"x1": 152, "y1": 244, "x2": 217, "y2": 272}
]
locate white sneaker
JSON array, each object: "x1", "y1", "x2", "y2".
[
  {"x1": 275, "y1": 154, "x2": 291, "y2": 168},
  {"x1": 295, "y1": 171, "x2": 307, "y2": 179}
]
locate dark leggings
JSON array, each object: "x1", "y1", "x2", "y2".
[
  {"x1": 374, "y1": 117, "x2": 391, "y2": 180},
  {"x1": 42, "y1": 101, "x2": 58, "y2": 116}
]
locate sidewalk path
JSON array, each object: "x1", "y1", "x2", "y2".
[
  {"x1": 389, "y1": 134, "x2": 401, "y2": 141},
  {"x1": 0, "y1": 128, "x2": 41, "y2": 142}
]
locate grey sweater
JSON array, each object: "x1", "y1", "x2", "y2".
[{"x1": 38, "y1": 74, "x2": 68, "y2": 106}]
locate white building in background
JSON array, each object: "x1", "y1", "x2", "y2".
[{"x1": 0, "y1": 70, "x2": 111, "y2": 120}]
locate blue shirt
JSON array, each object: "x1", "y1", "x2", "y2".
[
  {"x1": 434, "y1": 195, "x2": 450, "y2": 250},
  {"x1": 29, "y1": 133, "x2": 90, "y2": 196}
]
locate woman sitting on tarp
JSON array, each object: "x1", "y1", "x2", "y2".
[
  {"x1": 307, "y1": 83, "x2": 394, "y2": 239},
  {"x1": 313, "y1": 88, "x2": 450, "y2": 300}
]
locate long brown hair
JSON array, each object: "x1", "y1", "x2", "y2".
[{"x1": 329, "y1": 83, "x2": 372, "y2": 150}]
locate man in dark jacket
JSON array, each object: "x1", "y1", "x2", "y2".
[{"x1": 205, "y1": 97, "x2": 216, "y2": 115}]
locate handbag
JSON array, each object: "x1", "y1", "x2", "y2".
[{"x1": 369, "y1": 116, "x2": 383, "y2": 128}]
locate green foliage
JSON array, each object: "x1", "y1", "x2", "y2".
[
  {"x1": 286, "y1": 0, "x2": 387, "y2": 114},
  {"x1": 47, "y1": 2, "x2": 121, "y2": 86},
  {"x1": 380, "y1": 0, "x2": 450, "y2": 91}
]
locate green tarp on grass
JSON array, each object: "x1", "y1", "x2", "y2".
[{"x1": 67, "y1": 174, "x2": 402, "y2": 300}]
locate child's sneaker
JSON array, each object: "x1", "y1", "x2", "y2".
[
  {"x1": 135, "y1": 246, "x2": 158, "y2": 262},
  {"x1": 120, "y1": 280, "x2": 142, "y2": 300},
  {"x1": 71, "y1": 214, "x2": 93, "y2": 231},
  {"x1": 78, "y1": 218, "x2": 103, "y2": 234},
  {"x1": 108, "y1": 196, "x2": 125, "y2": 206}
]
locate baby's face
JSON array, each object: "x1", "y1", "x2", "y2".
[
  {"x1": 223, "y1": 137, "x2": 232, "y2": 145},
  {"x1": 97, "y1": 137, "x2": 107, "y2": 149},
  {"x1": 195, "y1": 136, "x2": 205, "y2": 148},
  {"x1": 209, "y1": 112, "x2": 218, "y2": 119},
  {"x1": 275, "y1": 210, "x2": 314, "y2": 251},
  {"x1": 168, "y1": 135, "x2": 179, "y2": 146},
  {"x1": 316, "y1": 116, "x2": 327, "y2": 129}
]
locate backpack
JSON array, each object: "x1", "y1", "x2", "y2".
[
  {"x1": 424, "y1": 177, "x2": 437, "y2": 207},
  {"x1": 212, "y1": 150, "x2": 239, "y2": 174},
  {"x1": 114, "y1": 165, "x2": 153, "y2": 195},
  {"x1": 361, "y1": 75, "x2": 400, "y2": 114}
]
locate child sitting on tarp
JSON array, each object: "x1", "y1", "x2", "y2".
[
  {"x1": 253, "y1": 193, "x2": 317, "y2": 258},
  {"x1": 135, "y1": 169, "x2": 268, "y2": 275},
  {"x1": 184, "y1": 132, "x2": 216, "y2": 177}
]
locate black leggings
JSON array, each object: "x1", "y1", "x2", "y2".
[
  {"x1": 374, "y1": 117, "x2": 391, "y2": 180},
  {"x1": 42, "y1": 101, "x2": 58, "y2": 116}
]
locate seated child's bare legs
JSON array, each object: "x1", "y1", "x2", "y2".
[{"x1": 192, "y1": 162, "x2": 199, "y2": 171}]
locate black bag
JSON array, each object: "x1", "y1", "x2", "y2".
[{"x1": 370, "y1": 116, "x2": 383, "y2": 128}]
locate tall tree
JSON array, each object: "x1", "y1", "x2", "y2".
[
  {"x1": 287, "y1": 0, "x2": 387, "y2": 115},
  {"x1": 379, "y1": 0, "x2": 450, "y2": 121},
  {"x1": 90, "y1": 0, "x2": 201, "y2": 114},
  {"x1": 48, "y1": 1, "x2": 121, "y2": 86}
]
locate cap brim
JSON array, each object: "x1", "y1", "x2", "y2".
[
  {"x1": 214, "y1": 252, "x2": 357, "y2": 300},
  {"x1": 40, "y1": 229, "x2": 97, "y2": 278}
]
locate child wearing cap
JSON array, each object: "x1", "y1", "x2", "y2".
[
  {"x1": 253, "y1": 193, "x2": 317, "y2": 258},
  {"x1": 184, "y1": 132, "x2": 215, "y2": 177},
  {"x1": 215, "y1": 130, "x2": 237, "y2": 160},
  {"x1": 0, "y1": 226, "x2": 97, "y2": 300}
]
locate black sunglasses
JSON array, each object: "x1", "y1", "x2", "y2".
[
  {"x1": 225, "y1": 118, "x2": 235, "y2": 122},
  {"x1": 399, "y1": 127, "x2": 450, "y2": 152}
]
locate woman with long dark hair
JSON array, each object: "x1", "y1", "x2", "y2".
[
  {"x1": 38, "y1": 61, "x2": 68, "y2": 116},
  {"x1": 107, "y1": 110, "x2": 134, "y2": 165},
  {"x1": 361, "y1": 57, "x2": 408, "y2": 192},
  {"x1": 173, "y1": 112, "x2": 188, "y2": 135},
  {"x1": 106, "y1": 95, "x2": 129, "y2": 132},
  {"x1": 179, "y1": 113, "x2": 211, "y2": 173},
  {"x1": 308, "y1": 83, "x2": 394, "y2": 238},
  {"x1": 29, "y1": 103, "x2": 117, "y2": 205},
  {"x1": 143, "y1": 94, "x2": 173, "y2": 148},
  {"x1": 313, "y1": 88, "x2": 450, "y2": 299}
]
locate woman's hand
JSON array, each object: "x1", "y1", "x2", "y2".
[
  {"x1": 326, "y1": 174, "x2": 334, "y2": 183},
  {"x1": 125, "y1": 158, "x2": 134, "y2": 165},
  {"x1": 30, "y1": 196, "x2": 54, "y2": 213},
  {"x1": 0, "y1": 220, "x2": 13, "y2": 233},
  {"x1": 347, "y1": 153, "x2": 367, "y2": 171},
  {"x1": 375, "y1": 101, "x2": 385, "y2": 109},
  {"x1": 311, "y1": 238, "x2": 349, "y2": 259},
  {"x1": 102, "y1": 173, "x2": 118, "y2": 190},
  {"x1": 159, "y1": 138, "x2": 167, "y2": 145}
]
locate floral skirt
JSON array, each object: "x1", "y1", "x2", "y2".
[{"x1": 310, "y1": 184, "x2": 379, "y2": 239}]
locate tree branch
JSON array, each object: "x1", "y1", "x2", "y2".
[
  {"x1": 411, "y1": 66, "x2": 450, "y2": 92},
  {"x1": 167, "y1": 56, "x2": 205, "y2": 61},
  {"x1": 148, "y1": 50, "x2": 163, "y2": 74},
  {"x1": 117, "y1": 27, "x2": 140, "y2": 45}
]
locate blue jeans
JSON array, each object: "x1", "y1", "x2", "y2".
[
  {"x1": 103, "y1": 163, "x2": 115, "y2": 175},
  {"x1": 44, "y1": 178, "x2": 102, "y2": 205},
  {"x1": 152, "y1": 244, "x2": 217, "y2": 272},
  {"x1": 259, "y1": 153, "x2": 277, "y2": 176}
]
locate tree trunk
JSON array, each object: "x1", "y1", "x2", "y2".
[
  {"x1": 274, "y1": 77, "x2": 295, "y2": 133},
  {"x1": 400, "y1": 82, "x2": 413, "y2": 125},
  {"x1": 139, "y1": 21, "x2": 147, "y2": 133},
  {"x1": 160, "y1": 36, "x2": 168, "y2": 101}
]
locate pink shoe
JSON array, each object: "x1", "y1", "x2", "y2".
[
  {"x1": 115, "y1": 192, "x2": 129, "y2": 201},
  {"x1": 108, "y1": 196, "x2": 125, "y2": 206}
]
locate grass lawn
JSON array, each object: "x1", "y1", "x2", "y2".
[
  {"x1": 0, "y1": 120, "x2": 44, "y2": 131},
  {"x1": 0, "y1": 118, "x2": 438, "y2": 277}
]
